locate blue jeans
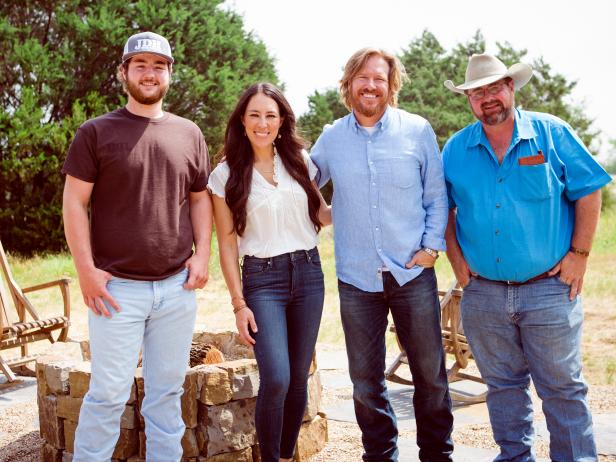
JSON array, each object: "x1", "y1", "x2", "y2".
[
  {"x1": 338, "y1": 268, "x2": 454, "y2": 462},
  {"x1": 242, "y1": 247, "x2": 324, "y2": 462},
  {"x1": 461, "y1": 276, "x2": 596, "y2": 462},
  {"x1": 73, "y1": 268, "x2": 197, "y2": 462}
]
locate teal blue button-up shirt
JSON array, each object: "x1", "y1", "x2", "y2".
[
  {"x1": 311, "y1": 107, "x2": 448, "y2": 292},
  {"x1": 443, "y1": 109, "x2": 611, "y2": 282}
]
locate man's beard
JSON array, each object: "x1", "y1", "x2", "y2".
[
  {"x1": 126, "y1": 79, "x2": 169, "y2": 105},
  {"x1": 475, "y1": 100, "x2": 513, "y2": 126},
  {"x1": 352, "y1": 93, "x2": 388, "y2": 120}
]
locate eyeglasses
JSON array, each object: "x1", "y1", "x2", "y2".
[{"x1": 466, "y1": 80, "x2": 509, "y2": 101}]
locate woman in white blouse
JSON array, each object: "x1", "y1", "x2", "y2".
[{"x1": 208, "y1": 82, "x2": 331, "y2": 462}]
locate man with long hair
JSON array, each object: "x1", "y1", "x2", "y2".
[
  {"x1": 62, "y1": 31, "x2": 212, "y2": 461},
  {"x1": 311, "y1": 48, "x2": 454, "y2": 461}
]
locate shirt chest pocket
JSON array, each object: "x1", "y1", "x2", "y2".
[
  {"x1": 516, "y1": 163, "x2": 553, "y2": 201},
  {"x1": 387, "y1": 157, "x2": 421, "y2": 189}
]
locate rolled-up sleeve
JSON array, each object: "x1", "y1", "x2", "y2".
[
  {"x1": 310, "y1": 132, "x2": 331, "y2": 188},
  {"x1": 418, "y1": 123, "x2": 448, "y2": 251}
]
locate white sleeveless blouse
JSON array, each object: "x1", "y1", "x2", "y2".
[{"x1": 207, "y1": 151, "x2": 319, "y2": 258}]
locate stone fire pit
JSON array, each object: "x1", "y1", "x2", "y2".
[{"x1": 36, "y1": 330, "x2": 327, "y2": 461}]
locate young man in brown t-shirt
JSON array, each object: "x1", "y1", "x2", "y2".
[{"x1": 62, "y1": 31, "x2": 212, "y2": 462}]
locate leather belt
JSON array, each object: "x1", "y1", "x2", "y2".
[{"x1": 475, "y1": 271, "x2": 553, "y2": 286}]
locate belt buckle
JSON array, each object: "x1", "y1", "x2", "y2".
[{"x1": 505, "y1": 280, "x2": 516, "y2": 285}]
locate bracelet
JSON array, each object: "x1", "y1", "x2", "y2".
[
  {"x1": 233, "y1": 304, "x2": 248, "y2": 314},
  {"x1": 569, "y1": 246, "x2": 590, "y2": 257}
]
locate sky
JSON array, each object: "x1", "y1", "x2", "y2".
[{"x1": 222, "y1": 0, "x2": 615, "y2": 158}]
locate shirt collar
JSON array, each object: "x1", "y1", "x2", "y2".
[
  {"x1": 350, "y1": 105, "x2": 392, "y2": 133},
  {"x1": 466, "y1": 108, "x2": 536, "y2": 149}
]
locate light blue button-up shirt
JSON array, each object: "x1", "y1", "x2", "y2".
[
  {"x1": 443, "y1": 109, "x2": 612, "y2": 282},
  {"x1": 310, "y1": 106, "x2": 448, "y2": 292}
]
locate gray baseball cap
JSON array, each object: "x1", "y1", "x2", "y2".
[{"x1": 122, "y1": 31, "x2": 174, "y2": 64}]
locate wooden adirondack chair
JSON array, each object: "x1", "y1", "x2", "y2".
[
  {"x1": 385, "y1": 280, "x2": 487, "y2": 404},
  {"x1": 0, "y1": 239, "x2": 71, "y2": 382}
]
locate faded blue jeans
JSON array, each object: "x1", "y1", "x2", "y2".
[
  {"x1": 73, "y1": 268, "x2": 197, "y2": 462},
  {"x1": 338, "y1": 268, "x2": 454, "y2": 462},
  {"x1": 242, "y1": 247, "x2": 324, "y2": 462},
  {"x1": 461, "y1": 275, "x2": 596, "y2": 462}
]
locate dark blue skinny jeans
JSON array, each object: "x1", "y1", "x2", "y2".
[
  {"x1": 242, "y1": 247, "x2": 324, "y2": 462},
  {"x1": 338, "y1": 268, "x2": 454, "y2": 462}
]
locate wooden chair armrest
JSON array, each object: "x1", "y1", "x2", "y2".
[
  {"x1": 21, "y1": 278, "x2": 71, "y2": 319},
  {"x1": 21, "y1": 278, "x2": 71, "y2": 294}
]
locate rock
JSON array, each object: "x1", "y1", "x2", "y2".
[
  {"x1": 40, "y1": 443, "x2": 63, "y2": 462},
  {"x1": 57, "y1": 396, "x2": 82, "y2": 422},
  {"x1": 251, "y1": 444, "x2": 261, "y2": 462},
  {"x1": 303, "y1": 371, "x2": 322, "y2": 422},
  {"x1": 38, "y1": 394, "x2": 65, "y2": 448},
  {"x1": 293, "y1": 415, "x2": 328, "y2": 461},
  {"x1": 182, "y1": 428, "x2": 200, "y2": 458},
  {"x1": 120, "y1": 404, "x2": 138, "y2": 429},
  {"x1": 45, "y1": 360, "x2": 76, "y2": 395},
  {"x1": 198, "y1": 365, "x2": 233, "y2": 405},
  {"x1": 111, "y1": 428, "x2": 138, "y2": 460},
  {"x1": 56, "y1": 396, "x2": 135, "y2": 429},
  {"x1": 139, "y1": 431, "x2": 146, "y2": 458},
  {"x1": 201, "y1": 398, "x2": 257, "y2": 456},
  {"x1": 68, "y1": 362, "x2": 91, "y2": 398},
  {"x1": 183, "y1": 367, "x2": 203, "y2": 428},
  {"x1": 197, "y1": 446, "x2": 253, "y2": 461},
  {"x1": 36, "y1": 355, "x2": 75, "y2": 396},
  {"x1": 36, "y1": 356, "x2": 57, "y2": 397},
  {"x1": 196, "y1": 424, "x2": 208, "y2": 454},
  {"x1": 63, "y1": 420, "x2": 77, "y2": 453},
  {"x1": 219, "y1": 359, "x2": 259, "y2": 400}
]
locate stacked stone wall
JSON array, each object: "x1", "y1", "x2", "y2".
[{"x1": 36, "y1": 331, "x2": 327, "y2": 461}]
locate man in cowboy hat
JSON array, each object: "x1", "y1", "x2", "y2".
[
  {"x1": 62, "y1": 31, "x2": 212, "y2": 461},
  {"x1": 442, "y1": 53, "x2": 611, "y2": 461}
]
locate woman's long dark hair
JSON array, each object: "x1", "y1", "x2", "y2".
[{"x1": 218, "y1": 82, "x2": 322, "y2": 237}]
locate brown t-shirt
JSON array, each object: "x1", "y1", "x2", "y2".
[{"x1": 62, "y1": 108, "x2": 210, "y2": 280}]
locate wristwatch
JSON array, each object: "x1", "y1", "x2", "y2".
[{"x1": 422, "y1": 248, "x2": 439, "y2": 259}]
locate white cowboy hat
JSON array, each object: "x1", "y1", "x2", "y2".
[{"x1": 444, "y1": 53, "x2": 533, "y2": 94}]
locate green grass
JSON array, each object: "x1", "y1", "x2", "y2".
[{"x1": 3, "y1": 207, "x2": 616, "y2": 384}]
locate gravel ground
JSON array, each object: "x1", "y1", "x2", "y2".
[{"x1": 1, "y1": 386, "x2": 614, "y2": 461}]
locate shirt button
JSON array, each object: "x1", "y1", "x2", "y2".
[
  {"x1": 496, "y1": 203, "x2": 501, "y2": 208},
  {"x1": 372, "y1": 205, "x2": 377, "y2": 208},
  {"x1": 369, "y1": 161, "x2": 374, "y2": 165},
  {"x1": 496, "y1": 257, "x2": 501, "y2": 263},
  {"x1": 497, "y1": 178, "x2": 503, "y2": 183},
  {"x1": 372, "y1": 182, "x2": 376, "y2": 186},
  {"x1": 495, "y1": 229, "x2": 500, "y2": 235},
  {"x1": 368, "y1": 140, "x2": 372, "y2": 143},
  {"x1": 378, "y1": 248, "x2": 382, "y2": 252},
  {"x1": 375, "y1": 227, "x2": 379, "y2": 230}
]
